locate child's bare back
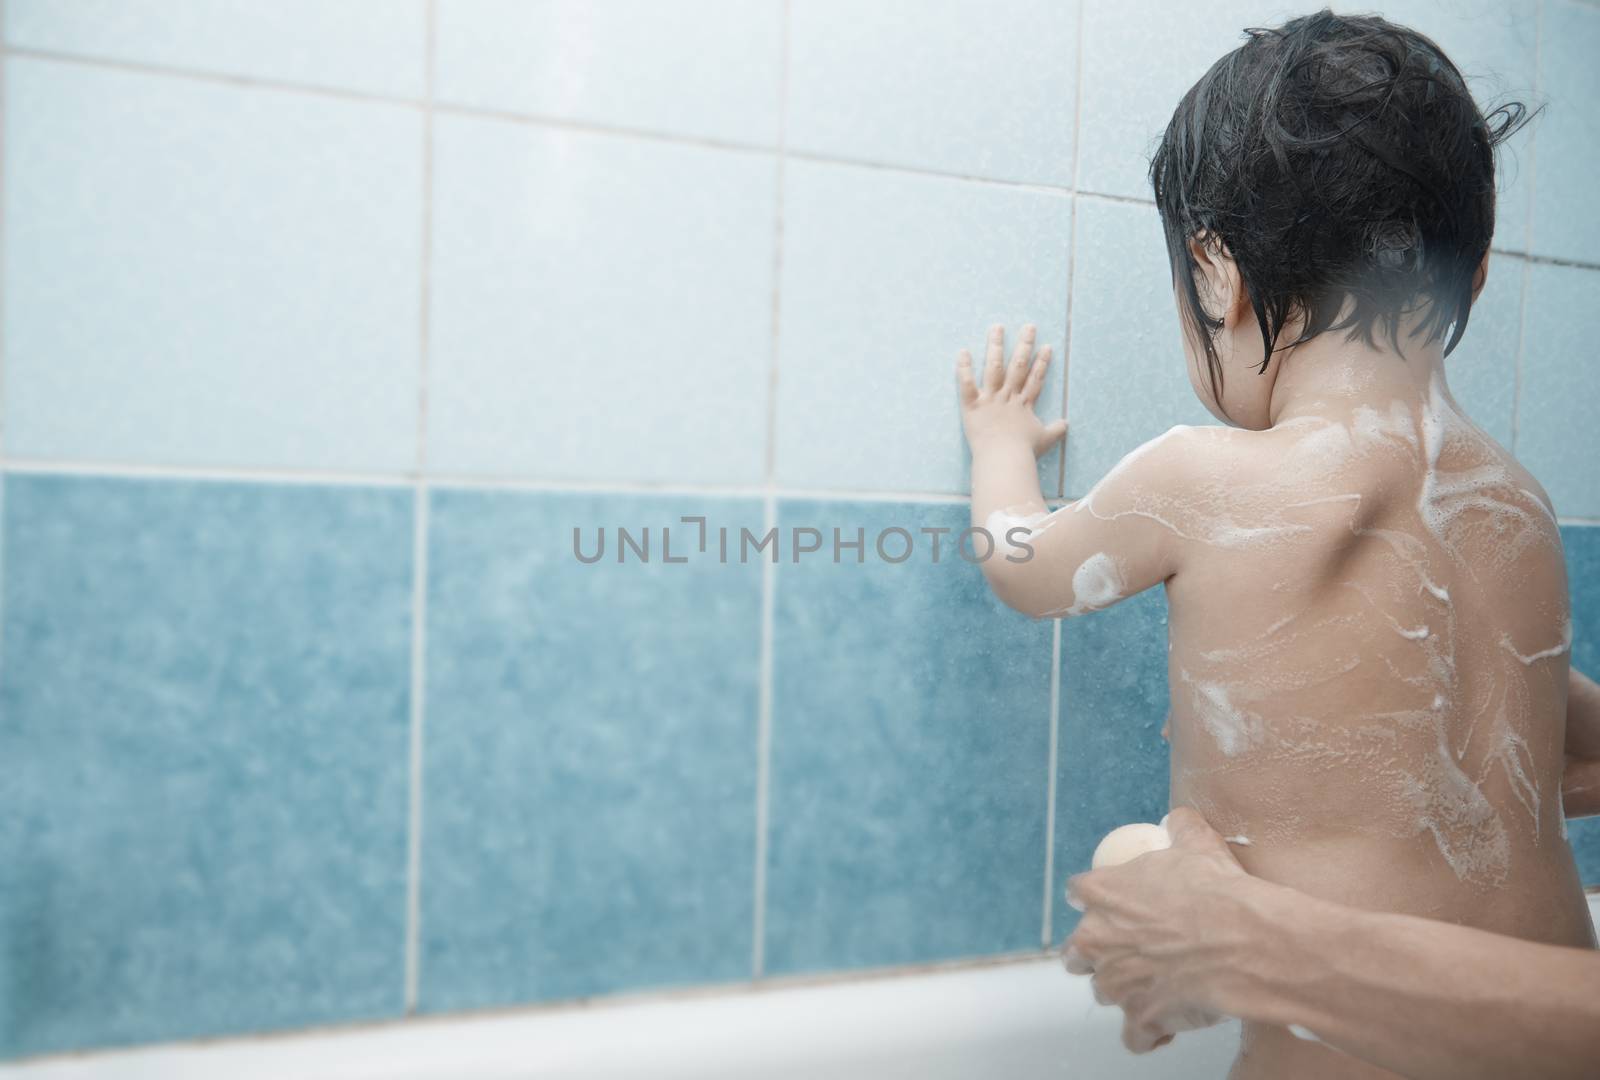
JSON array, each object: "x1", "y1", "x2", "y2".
[{"x1": 1152, "y1": 389, "x2": 1594, "y2": 1076}]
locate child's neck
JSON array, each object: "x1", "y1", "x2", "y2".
[{"x1": 1267, "y1": 324, "x2": 1450, "y2": 429}]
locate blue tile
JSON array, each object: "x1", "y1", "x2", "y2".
[
  {"x1": 1064, "y1": 197, "x2": 1214, "y2": 497},
  {"x1": 1567, "y1": 525, "x2": 1600, "y2": 697},
  {"x1": 1570, "y1": 817, "x2": 1600, "y2": 886},
  {"x1": 1052, "y1": 588, "x2": 1172, "y2": 940},
  {"x1": 1517, "y1": 264, "x2": 1600, "y2": 518},
  {"x1": 764, "y1": 500, "x2": 1052, "y2": 974},
  {"x1": 787, "y1": 0, "x2": 1079, "y2": 184},
  {"x1": 419, "y1": 490, "x2": 761, "y2": 1011},
  {"x1": 0, "y1": 475, "x2": 412, "y2": 1058},
  {"x1": 434, "y1": 0, "x2": 782, "y2": 145},
  {"x1": 1445, "y1": 250, "x2": 1521, "y2": 449},
  {"x1": 775, "y1": 161, "x2": 1070, "y2": 494},
  {"x1": 1531, "y1": 0, "x2": 1600, "y2": 264},
  {"x1": 2, "y1": 59, "x2": 422, "y2": 471},
  {"x1": 4, "y1": 0, "x2": 427, "y2": 98},
  {"x1": 1566, "y1": 524, "x2": 1600, "y2": 885},
  {"x1": 427, "y1": 116, "x2": 775, "y2": 484}
]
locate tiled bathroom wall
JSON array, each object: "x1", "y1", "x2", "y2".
[{"x1": 2, "y1": 0, "x2": 1598, "y2": 1060}]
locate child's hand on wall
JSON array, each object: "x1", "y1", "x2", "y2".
[{"x1": 955, "y1": 322, "x2": 1067, "y2": 460}]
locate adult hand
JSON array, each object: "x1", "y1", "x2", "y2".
[{"x1": 1061, "y1": 807, "x2": 1256, "y2": 1052}]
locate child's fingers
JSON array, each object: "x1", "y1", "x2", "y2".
[
  {"x1": 983, "y1": 323, "x2": 1006, "y2": 392},
  {"x1": 1022, "y1": 344, "x2": 1052, "y2": 403},
  {"x1": 1005, "y1": 323, "x2": 1036, "y2": 391},
  {"x1": 955, "y1": 350, "x2": 979, "y2": 405}
]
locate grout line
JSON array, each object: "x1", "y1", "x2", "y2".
[
  {"x1": 1057, "y1": 0, "x2": 1088, "y2": 501},
  {"x1": 403, "y1": 0, "x2": 437, "y2": 1017},
  {"x1": 1511, "y1": 0, "x2": 1545, "y2": 454},
  {"x1": 429, "y1": 99, "x2": 774, "y2": 158},
  {"x1": 0, "y1": 0, "x2": 7, "y2": 691},
  {"x1": 751, "y1": 0, "x2": 790, "y2": 982},
  {"x1": 780, "y1": 146, "x2": 1074, "y2": 198},
  {"x1": 8, "y1": 458, "x2": 1599, "y2": 525},
  {"x1": 1041, "y1": 3, "x2": 1082, "y2": 941},
  {"x1": 1040, "y1": 617, "x2": 1062, "y2": 946},
  {"x1": 1073, "y1": 188, "x2": 1153, "y2": 209},
  {"x1": 3, "y1": 43, "x2": 426, "y2": 109},
  {"x1": 1504, "y1": 248, "x2": 1600, "y2": 270},
  {"x1": 0, "y1": 459, "x2": 988, "y2": 504},
  {"x1": 403, "y1": 484, "x2": 430, "y2": 1014},
  {"x1": 0, "y1": 3, "x2": 7, "y2": 463},
  {"x1": 751, "y1": 493, "x2": 776, "y2": 979},
  {"x1": 415, "y1": 21, "x2": 435, "y2": 477},
  {"x1": 0, "y1": 458, "x2": 417, "y2": 486}
]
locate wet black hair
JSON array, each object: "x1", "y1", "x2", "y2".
[{"x1": 1150, "y1": 8, "x2": 1536, "y2": 402}]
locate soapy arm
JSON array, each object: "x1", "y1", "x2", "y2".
[
  {"x1": 957, "y1": 324, "x2": 1179, "y2": 619},
  {"x1": 1065, "y1": 809, "x2": 1600, "y2": 1079},
  {"x1": 1563, "y1": 666, "x2": 1600, "y2": 819}
]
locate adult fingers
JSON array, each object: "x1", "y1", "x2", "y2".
[
  {"x1": 1061, "y1": 941, "x2": 1093, "y2": 976},
  {"x1": 1123, "y1": 1013, "x2": 1173, "y2": 1055}
]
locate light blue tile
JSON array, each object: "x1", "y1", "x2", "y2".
[
  {"x1": 1064, "y1": 197, "x2": 1213, "y2": 497},
  {"x1": 420, "y1": 490, "x2": 761, "y2": 1012},
  {"x1": 1077, "y1": 1, "x2": 1538, "y2": 255},
  {"x1": 1076, "y1": 0, "x2": 1293, "y2": 201},
  {"x1": 3, "y1": 59, "x2": 422, "y2": 471},
  {"x1": 0, "y1": 475, "x2": 412, "y2": 1059},
  {"x1": 1368, "y1": 0, "x2": 1539, "y2": 255},
  {"x1": 427, "y1": 116, "x2": 775, "y2": 483},
  {"x1": 764, "y1": 500, "x2": 1052, "y2": 974},
  {"x1": 1052, "y1": 588, "x2": 1171, "y2": 940},
  {"x1": 1445, "y1": 251, "x2": 1522, "y2": 448},
  {"x1": 1531, "y1": 0, "x2": 1600, "y2": 264},
  {"x1": 1517, "y1": 263, "x2": 1600, "y2": 518},
  {"x1": 434, "y1": 0, "x2": 781, "y2": 145},
  {"x1": 787, "y1": 0, "x2": 1079, "y2": 184},
  {"x1": 1565, "y1": 525, "x2": 1600, "y2": 884},
  {"x1": 4, "y1": 0, "x2": 427, "y2": 98},
  {"x1": 775, "y1": 161, "x2": 1070, "y2": 495}
]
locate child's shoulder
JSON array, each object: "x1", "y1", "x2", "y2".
[{"x1": 1092, "y1": 422, "x2": 1261, "y2": 493}]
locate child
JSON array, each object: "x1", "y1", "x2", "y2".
[{"x1": 956, "y1": 11, "x2": 1596, "y2": 1078}]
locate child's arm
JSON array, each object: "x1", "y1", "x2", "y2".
[
  {"x1": 957, "y1": 323, "x2": 1187, "y2": 619},
  {"x1": 1563, "y1": 666, "x2": 1600, "y2": 820}
]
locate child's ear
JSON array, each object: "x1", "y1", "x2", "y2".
[
  {"x1": 1187, "y1": 230, "x2": 1248, "y2": 327},
  {"x1": 1470, "y1": 250, "x2": 1490, "y2": 304}
]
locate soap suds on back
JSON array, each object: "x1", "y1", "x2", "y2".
[
  {"x1": 1180, "y1": 671, "x2": 1264, "y2": 757},
  {"x1": 1064, "y1": 374, "x2": 1563, "y2": 892},
  {"x1": 1499, "y1": 618, "x2": 1572, "y2": 666}
]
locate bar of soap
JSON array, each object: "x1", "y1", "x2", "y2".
[{"x1": 1091, "y1": 822, "x2": 1172, "y2": 869}]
